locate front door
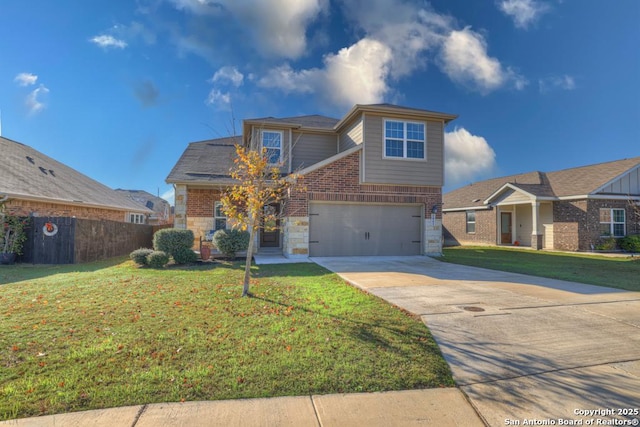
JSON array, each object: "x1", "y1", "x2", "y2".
[
  {"x1": 260, "y1": 203, "x2": 280, "y2": 247},
  {"x1": 500, "y1": 212, "x2": 512, "y2": 244}
]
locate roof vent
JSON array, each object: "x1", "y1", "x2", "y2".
[
  {"x1": 472, "y1": 198, "x2": 481, "y2": 203},
  {"x1": 26, "y1": 156, "x2": 35, "y2": 164},
  {"x1": 48, "y1": 170, "x2": 56, "y2": 177},
  {"x1": 38, "y1": 166, "x2": 48, "y2": 175}
]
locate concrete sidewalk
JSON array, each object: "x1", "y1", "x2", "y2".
[{"x1": 0, "y1": 389, "x2": 484, "y2": 427}]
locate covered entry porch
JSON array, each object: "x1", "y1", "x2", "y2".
[{"x1": 487, "y1": 184, "x2": 554, "y2": 250}]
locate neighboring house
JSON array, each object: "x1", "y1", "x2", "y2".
[
  {"x1": 1, "y1": 136, "x2": 151, "y2": 222},
  {"x1": 115, "y1": 189, "x2": 173, "y2": 225},
  {"x1": 442, "y1": 157, "x2": 640, "y2": 251},
  {"x1": 166, "y1": 103, "x2": 457, "y2": 258}
]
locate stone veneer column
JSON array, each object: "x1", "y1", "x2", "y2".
[
  {"x1": 283, "y1": 217, "x2": 309, "y2": 259},
  {"x1": 424, "y1": 217, "x2": 443, "y2": 256},
  {"x1": 174, "y1": 184, "x2": 187, "y2": 229}
]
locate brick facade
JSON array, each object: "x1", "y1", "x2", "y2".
[
  {"x1": 553, "y1": 199, "x2": 635, "y2": 251},
  {"x1": 286, "y1": 151, "x2": 443, "y2": 256},
  {"x1": 443, "y1": 209, "x2": 496, "y2": 246},
  {"x1": 444, "y1": 199, "x2": 637, "y2": 251},
  {"x1": 286, "y1": 151, "x2": 442, "y2": 219},
  {"x1": 178, "y1": 151, "x2": 444, "y2": 256},
  {"x1": 5, "y1": 199, "x2": 129, "y2": 222}
]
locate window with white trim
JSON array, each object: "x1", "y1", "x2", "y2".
[
  {"x1": 214, "y1": 201, "x2": 227, "y2": 231},
  {"x1": 129, "y1": 213, "x2": 145, "y2": 224},
  {"x1": 384, "y1": 120, "x2": 426, "y2": 159},
  {"x1": 599, "y1": 208, "x2": 625, "y2": 237},
  {"x1": 466, "y1": 210, "x2": 476, "y2": 233},
  {"x1": 261, "y1": 130, "x2": 283, "y2": 164}
]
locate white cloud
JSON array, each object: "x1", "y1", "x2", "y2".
[
  {"x1": 161, "y1": 188, "x2": 175, "y2": 206},
  {"x1": 539, "y1": 74, "x2": 576, "y2": 92},
  {"x1": 170, "y1": 0, "x2": 327, "y2": 59},
  {"x1": 211, "y1": 66, "x2": 244, "y2": 87},
  {"x1": 256, "y1": 1, "x2": 525, "y2": 108},
  {"x1": 259, "y1": 38, "x2": 393, "y2": 109},
  {"x1": 90, "y1": 34, "x2": 128, "y2": 49},
  {"x1": 498, "y1": 0, "x2": 550, "y2": 29},
  {"x1": 206, "y1": 89, "x2": 232, "y2": 109},
  {"x1": 440, "y1": 27, "x2": 527, "y2": 93},
  {"x1": 445, "y1": 127, "x2": 497, "y2": 186},
  {"x1": 25, "y1": 84, "x2": 50, "y2": 115},
  {"x1": 14, "y1": 73, "x2": 38, "y2": 86}
]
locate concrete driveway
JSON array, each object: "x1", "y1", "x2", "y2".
[{"x1": 312, "y1": 256, "x2": 640, "y2": 426}]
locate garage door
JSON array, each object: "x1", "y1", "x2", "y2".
[{"x1": 308, "y1": 202, "x2": 422, "y2": 257}]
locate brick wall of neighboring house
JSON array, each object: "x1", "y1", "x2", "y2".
[
  {"x1": 286, "y1": 151, "x2": 442, "y2": 219},
  {"x1": 5, "y1": 199, "x2": 129, "y2": 222},
  {"x1": 443, "y1": 209, "x2": 496, "y2": 246},
  {"x1": 553, "y1": 200, "x2": 587, "y2": 251},
  {"x1": 553, "y1": 199, "x2": 634, "y2": 251}
]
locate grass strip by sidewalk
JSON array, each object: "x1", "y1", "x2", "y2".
[
  {"x1": 0, "y1": 259, "x2": 453, "y2": 421},
  {"x1": 440, "y1": 246, "x2": 640, "y2": 292}
]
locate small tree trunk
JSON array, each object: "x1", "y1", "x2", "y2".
[{"x1": 242, "y1": 214, "x2": 256, "y2": 297}]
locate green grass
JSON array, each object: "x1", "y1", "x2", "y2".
[
  {"x1": 440, "y1": 247, "x2": 640, "y2": 291},
  {"x1": 0, "y1": 259, "x2": 453, "y2": 420}
]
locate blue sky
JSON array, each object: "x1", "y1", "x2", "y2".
[{"x1": 1, "y1": 0, "x2": 638, "y2": 204}]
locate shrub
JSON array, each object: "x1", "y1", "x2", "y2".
[
  {"x1": 595, "y1": 236, "x2": 618, "y2": 251},
  {"x1": 147, "y1": 251, "x2": 169, "y2": 268},
  {"x1": 130, "y1": 248, "x2": 153, "y2": 266},
  {"x1": 153, "y1": 229, "x2": 194, "y2": 258},
  {"x1": 172, "y1": 246, "x2": 198, "y2": 264},
  {"x1": 213, "y1": 229, "x2": 250, "y2": 258},
  {"x1": 620, "y1": 234, "x2": 640, "y2": 253}
]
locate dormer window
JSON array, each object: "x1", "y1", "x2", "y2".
[
  {"x1": 261, "y1": 130, "x2": 283, "y2": 164},
  {"x1": 384, "y1": 120, "x2": 426, "y2": 160}
]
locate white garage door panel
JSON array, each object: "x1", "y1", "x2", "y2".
[{"x1": 309, "y1": 203, "x2": 422, "y2": 257}]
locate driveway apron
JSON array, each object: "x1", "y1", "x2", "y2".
[{"x1": 312, "y1": 256, "x2": 640, "y2": 427}]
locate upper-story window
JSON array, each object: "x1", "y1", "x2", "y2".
[
  {"x1": 384, "y1": 120, "x2": 426, "y2": 160},
  {"x1": 261, "y1": 130, "x2": 283, "y2": 164}
]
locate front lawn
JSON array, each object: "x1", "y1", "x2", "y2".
[
  {"x1": 0, "y1": 259, "x2": 453, "y2": 420},
  {"x1": 440, "y1": 247, "x2": 640, "y2": 292}
]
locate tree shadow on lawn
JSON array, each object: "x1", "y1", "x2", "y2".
[
  {"x1": 249, "y1": 293, "x2": 440, "y2": 358},
  {"x1": 0, "y1": 256, "x2": 127, "y2": 286}
]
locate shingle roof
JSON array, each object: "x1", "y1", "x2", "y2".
[
  {"x1": 247, "y1": 115, "x2": 339, "y2": 129},
  {"x1": 165, "y1": 136, "x2": 240, "y2": 184},
  {"x1": 444, "y1": 157, "x2": 640, "y2": 210},
  {"x1": 0, "y1": 136, "x2": 150, "y2": 212}
]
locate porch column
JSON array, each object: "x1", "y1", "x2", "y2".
[{"x1": 531, "y1": 201, "x2": 542, "y2": 250}]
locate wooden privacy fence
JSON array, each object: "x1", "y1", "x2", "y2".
[{"x1": 21, "y1": 217, "x2": 158, "y2": 264}]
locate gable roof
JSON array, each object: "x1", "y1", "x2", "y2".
[
  {"x1": 444, "y1": 157, "x2": 640, "y2": 210},
  {"x1": 245, "y1": 115, "x2": 339, "y2": 130},
  {"x1": 165, "y1": 136, "x2": 240, "y2": 185},
  {"x1": 0, "y1": 136, "x2": 150, "y2": 213},
  {"x1": 115, "y1": 189, "x2": 171, "y2": 211},
  {"x1": 168, "y1": 104, "x2": 458, "y2": 187}
]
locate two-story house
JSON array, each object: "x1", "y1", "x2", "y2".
[{"x1": 166, "y1": 104, "x2": 457, "y2": 258}]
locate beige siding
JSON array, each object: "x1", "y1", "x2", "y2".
[
  {"x1": 496, "y1": 189, "x2": 534, "y2": 205},
  {"x1": 252, "y1": 126, "x2": 291, "y2": 173},
  {"x1": 291, "y1": 132, "x2": 337, "y2": 170},
  {"x1": 362, "y1": 114, "x2": 444, "y2": 186},
  {"x1": 515, "y1": 204, "x2": 532, "y2": 246},
  {"x1": 339, "y1": 117, "x2": 363, "y2": 152},
  {"x1": 598, "y1": 166, "x2": 640, "y2": 194}
]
